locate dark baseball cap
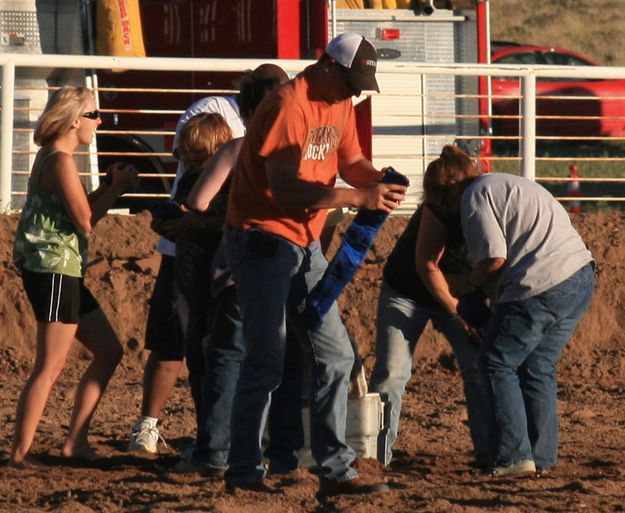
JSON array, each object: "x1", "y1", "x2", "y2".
[{"x1": 325, "y1": 32, "x2": 380, "y2": 93}]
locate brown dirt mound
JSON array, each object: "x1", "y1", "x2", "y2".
[{"x1": 1, "y1": 210, "x2": 625, "y2": 513}]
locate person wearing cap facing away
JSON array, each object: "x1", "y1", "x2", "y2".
[{"x1": 223, "y1": 33, "x2": 407, "y2": 495}]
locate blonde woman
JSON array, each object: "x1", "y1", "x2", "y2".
[{"x1": 10, "y1": 86, "x2": 138, "y2": 467}]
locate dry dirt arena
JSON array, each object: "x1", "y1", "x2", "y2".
[{"x1": 1, "y1": 210, "x2": 625, "y2": 513}]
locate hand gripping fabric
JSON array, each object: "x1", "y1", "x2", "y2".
[{"x1": 302, "y1": 168, "x2": 409, "y2": 331}]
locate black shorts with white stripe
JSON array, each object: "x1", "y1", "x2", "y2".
[{"x1": 21, "y1": 269, "x2": 99, "y2": 324}]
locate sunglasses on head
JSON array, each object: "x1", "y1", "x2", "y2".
[{"x1": 82, "y1": 110, "x2": 100, "y2": 120}]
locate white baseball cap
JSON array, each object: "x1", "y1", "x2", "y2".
[{"x1": 325, "y1": 32, "x2": 380, "y2": 93}]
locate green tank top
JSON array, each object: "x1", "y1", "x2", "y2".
[{"x1": 13, "y1": 150, "x2": 89, "y2": 278}]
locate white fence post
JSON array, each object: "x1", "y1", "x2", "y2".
[
  {"x1": 0, "y1": 60, "x2": 15, "y2": 211},
  {"x1": 520, "y1": 73, "x2": 536, "y2": 181}
]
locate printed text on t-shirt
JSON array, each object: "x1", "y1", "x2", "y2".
[{"x1": 303, "y1": 126, "x2": 338, "y2": 161}]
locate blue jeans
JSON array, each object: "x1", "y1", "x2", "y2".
[
  {"x1": 193, "y1": 286, "x2": 246, "y2": 468},
  {"x1": 482, "y1": 263, "x2": 595, "y2": 470},
  {"x1": 224, "y1": 227, "x2": 358, "y2": 486},
  {"x1": 265, "y1": 326, "x2": 305, "y2": 473},
  {"x1": 370, "y1": 279, "x2": 492, "y2": 465},
  {"x1": 193, "y1": 288, "x2": 309, "y2": 470}
]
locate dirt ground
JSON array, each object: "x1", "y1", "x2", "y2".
[{"x1": 1, "y1": 209, "x2": 625, "y2": 513}]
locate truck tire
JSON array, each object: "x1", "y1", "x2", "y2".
[{"x1": 96, "y1": 133, "x2": 172, "y2": 213}]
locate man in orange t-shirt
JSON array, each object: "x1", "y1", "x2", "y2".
[{"x1": 224, "y1": 33, "x2": 406, "y2": 495}]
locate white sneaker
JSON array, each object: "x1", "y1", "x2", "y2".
[
  {"x1": 490, "y1": 459, "x2": 536, "y2": 477},
  {"x1": 127, "y1": 420, "x2": 167, "y2": 453}
]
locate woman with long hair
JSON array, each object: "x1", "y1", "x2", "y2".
[
  {"x1": 10, "y1": 86, "x2": 138, "y2": 467},
  {"x1": 370, "y1": 145, "x2": 493, "y2": 468}
]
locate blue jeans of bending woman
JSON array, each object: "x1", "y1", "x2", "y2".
[
  {"x1": 370, "y1": 279, "x2": 492, "y2": 465},
  {"x1": 223, "y1": 227, "x2": 358, "y2": 486},
  {"x1": 482, "y1": 262, "x2": 595, "y2": 470}
]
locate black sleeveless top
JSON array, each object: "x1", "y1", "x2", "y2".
[{"x1": 383, "y1": 203, "x2": 471, "y2": 308}]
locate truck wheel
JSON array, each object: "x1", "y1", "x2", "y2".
[{"x1": 96, "y1": 133, "x2": 172, "y2": 213}]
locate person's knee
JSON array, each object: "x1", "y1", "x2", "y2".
[
  {"x1": 328, "y1": 352, "x2": 354, "y2": 380},
  {"x1": 90, "y1": 334, "x2": 124, "y2": 370},
  {"x1": 149, "y1": 355, "x2": 183, "y2": 380},
  {"x1": 31, "y1": 361, "x2": 66, "y2": 388},
  {"x1": 239, "y1": 359, "x2": 283, "y2": 392},
  {"x1": 374, "y1": 354, "x2": 411, "y2": 385},
  {"x1": 313, "y1": 351, "x2": 353, "y2": 386}
]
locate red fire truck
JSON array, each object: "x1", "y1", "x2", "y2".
[{"x1": 1, "y1": 0, "x2": 491, "y2": 211}]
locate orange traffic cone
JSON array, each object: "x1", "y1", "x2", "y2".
[{"x1": 568, "y1": 163, "x2": 581, "y2": 214}]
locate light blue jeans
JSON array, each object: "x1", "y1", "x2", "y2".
[
  {"x1": 482, "y1": 262, "x2": 595, "y2": 470},
  {"x1": 370, "y1": 279, "x2": 492, "y2": 465},
  {"x1": 223, "y1": 227, "x2": 358, "y2": 486}
]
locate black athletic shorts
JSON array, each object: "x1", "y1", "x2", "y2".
[
  {"x1": 144, "y1": 255, "x2": 187, "y2": 360},
  {"x1": 21, "y1": 269, "x2": 99, "y2": 324}
]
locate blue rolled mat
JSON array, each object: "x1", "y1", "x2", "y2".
[{"x1": 302, "y1": 168, "x2": 409, "y2": 331}]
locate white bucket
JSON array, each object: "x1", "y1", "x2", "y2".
[{"x1": 298, "y1": 392, "x2": 387, "y2": 466}]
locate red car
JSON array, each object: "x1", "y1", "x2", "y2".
[{"x1": 490, "y1": 43, "x2": 625, "y2": 137}]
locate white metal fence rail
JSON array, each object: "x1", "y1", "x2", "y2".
[{"x1": 3, "y1": 53, "x2": 625, "y2": 211}]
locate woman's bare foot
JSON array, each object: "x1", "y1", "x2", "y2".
[
  {"x1": 7, "y1": 454, "x2": 45, "y2": 469},
  {"x1": 61, "y1": 443, "x2": 99, "y2": 462}
]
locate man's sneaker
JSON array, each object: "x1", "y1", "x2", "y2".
[
  {"x1": 489, "y1": 459, "x2": 536, "y2": 478},
  {"x1": 127, "y1": 420, "x2": 167, "y2": 454},
  {"x1": 318, "y1": 477, "x2": 390, "y2": 496}
]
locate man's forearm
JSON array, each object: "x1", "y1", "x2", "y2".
[
  {"x1": 470, "y1": 257, "x2": 506, "y2": 287},
  {"x1": 272, "y1": 179, "x2": 363, "y2": 210},
  {"x1": 267, "y1": 158, "x2": 405, "y2": 213},
  {"x1": 267, "y1": 158, "x2": 364, "y2": 209},
  {"x1": 339, "y1": 157, "x2": 383, "y2": 188}
]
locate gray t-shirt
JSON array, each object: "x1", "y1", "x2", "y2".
[{"x1": 461, "y1": 173, "x2": 593, "y2": 303}]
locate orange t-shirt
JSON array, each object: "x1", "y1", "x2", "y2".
[{"x1": 226, "y1": 68, "x2": 362, "y2": 247}]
